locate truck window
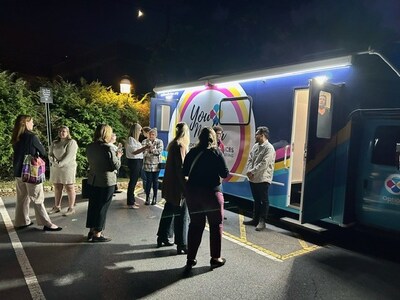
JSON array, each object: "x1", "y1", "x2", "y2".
[
  {"x1": 156, "y1": 104, "x2": 171, "y2": 131},
  {"x1": 316, "y1": 91, "x2": 333, "y2": 138},
  {"x1": 371, "y1": 126, "x2": 400, "y2": 166},
  {"x1": 219, "y1": 96, "x2": 252, "y2": 125}
]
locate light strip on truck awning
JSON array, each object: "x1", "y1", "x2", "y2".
[{"x1": 153, "y1": 56, "x2": 352, "y2": 94}]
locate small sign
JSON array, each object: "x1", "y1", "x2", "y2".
[{"x1": 40, "y1": 87, "x2": 53, "y2": 103}]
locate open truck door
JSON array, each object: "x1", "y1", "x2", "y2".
[{"x1": 300, "y1": 80, "x2": 343, "y2": 224}]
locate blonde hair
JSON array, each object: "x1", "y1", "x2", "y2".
[
  {"x1": 93, "y1": 124, "x2": 113, "y2": 143},
  {"x1": 128, "y1": 123, "x2": 142, "y2": 141},
  {"x1": 11, "y1": 114, "x2": 32, "y2": 145},
  {"x1": 170, "y1": 122, "x2": 190, "y2": 151},
  {"x1": 55, "y1": 125, "x2": 72, "y2": 141}
]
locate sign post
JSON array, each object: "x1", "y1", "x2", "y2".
[{"x1": 40, "y1": 87, "x2": 53, "y2": 148}]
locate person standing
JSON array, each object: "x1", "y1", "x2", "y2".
[
  {"x1": 243, "y1": 126, "x2": 276, "y2": 231},
  {"x1": 142, "y1": 128, "x2": 164, "y2": 205},
  {"x1": 139, "y1": 126, "x2": 151, "y2": 193},
  {"x1": 11, "y1": 114, "x2": 62, "y2": 231},
  {"x1": 183, "y1": 127, "x2": 229, "y2": 270},
  {"x1": 213, "y1": 125, "x2": 225, "y2": 153},
  {"x1": 125, "y1": 124, "x2": 148, "y2": 209},
  {"x1": 157, "y1": 122, "x2": 190, "y2": 254},
  {"x1": 109, "y1": 133, "x2": 123, "y2": 194},
  {"x1": 48, "y1": 125, "x2": 78, "y2": 216},
  {"x1": 86, "y1": 124, "x2": 122, "y2": 242}
]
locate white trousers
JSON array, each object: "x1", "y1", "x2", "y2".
[{"x1": 14, "y1": 178, "x2": 52, "y2": 227}]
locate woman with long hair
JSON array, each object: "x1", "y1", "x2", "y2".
[
  {"x1": 125, "y1": 123, "x2": 149, "y2": 209},
  {"x1": 48, "y1": 125, "x2": 78, "y2": 216},
  {"x1": 156, "y1": 122, "x2": 190, "y2": 253},
  {"x1": 86, "y1": 124, "x2": 122, "y2": 242},
  {"x1": 11, "y1": 114, "x2": 62, "y2": 231},
  {"x1": 182, "y1": 127, "x2": 229, "y2": 270}
]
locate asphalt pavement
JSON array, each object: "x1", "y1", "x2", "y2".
[{"x1": 1, "y1": 188, "x2": 399, "y2": 300}]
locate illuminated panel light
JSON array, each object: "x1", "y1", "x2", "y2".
[
  {"x1": 153, "y1": 56, "x2": 352, "y2": 94},
  {"x1": 314, "y1": 75, "x2": 329, "y2": 85}
]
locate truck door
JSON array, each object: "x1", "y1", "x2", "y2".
[
  {"x1": 150, "y1": 98, "x2": 178, "y2": 145},
  {"x1": 355, "y1": 117, "x2": 400, "y2": 232},
  {"x1": 300, "y1": 80, "x2": 343, "y2": 223}
]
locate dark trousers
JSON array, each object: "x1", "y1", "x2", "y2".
[
  {"x1": 141, "y1": 168, "x2": 147, "y2": 192},
  {"x1": 157, "y1": 199, "x2": 189, "y2": 246},
  {"x1": 127, "y1": 159, "x2": 143, "y2": 205},
  {"x1": 186, "y1": 186, "x2": 224, "y2": 260},
  {"x1": 145, "y1": 171, "x2": 160, "y2": 198},
  {"x1": 86, "y1": 185, "x2": 114, "y2": 232},
  {"x1": 249, "y1": 182, "x2": 270, "y2": 222}
]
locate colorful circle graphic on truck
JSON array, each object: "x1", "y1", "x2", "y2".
[
  {"x1": 168, "y1": 83, "x2": 255, "y2": 182},
  {"x1": 385, "y1": 174, "x2": 400, "y2": 195}
]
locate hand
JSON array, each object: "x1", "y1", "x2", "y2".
[{"x1": 246, "y1": 172, "x2": 254, "y2": 180}]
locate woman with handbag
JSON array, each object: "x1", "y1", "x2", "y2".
[
  {"x1": 182, "y1": 127, "x2": 229, "y2": 270},
  {"x1": 48, "y1": 125, "x2": 78, "y2": 216},
  {"x1": 156, "y1": 122, "x2": 190, "y2": 253},
  {"x1": 11, "y1": 114, "x2": 62, "y2": 231},
  {"x1": 142, "y1": 128, "x2": 164, "y2": 205}
]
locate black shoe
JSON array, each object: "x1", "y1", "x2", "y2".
[
  {"x1": 243, "y1": 219, "x2": 258, "y2": 226},
  {"x1": 145, "y1": 196, "x2": 150, "y2": 205},
  {"x1": 151, "y1": 199, "x2": 157, "y2": 205},
  {"x1": 114, "y1": 190, "x2": 122, "y2": 194},
  {"x1": 87, "y1": 231, "x2": 94, "y2": 242},
  {"x1": 16, "y1": 222, "x2": 33, "y2": 229},
  {"x1": 43, "y1": 225, "x2": 62, "y2": 231},
  {"x1": 185, "y1": 259, "x2": 197, "y2": 271},
  {"x1": 157, "y1": 237, "x2": 174, "y2": 247},
  {"x1": 177, "y1": 245, "x2": 188, "y2": 255},
  {"x1": 210, "y1": 258, "x2": 226, "y2": 269},
  {"x1": 91, "y1": 235, "x2": 112, "y2": 243}
]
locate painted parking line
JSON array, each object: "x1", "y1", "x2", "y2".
[
  {"x1": 140, "y1": 191, "x2": 320, "y2": 262},
  {"x1": 222, "y1": 212, "x2": 320, "y2": 262},
  {"x1": 0, "y1": 197, "x2": 46, "y2": 300}
]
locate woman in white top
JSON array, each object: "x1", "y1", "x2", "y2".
[
  {"x1": 125, "y1": 123, "x2": 149, "y2": 209},
  {"x1": 48, "y1": 126, "x2": 79, "y2": 216}
]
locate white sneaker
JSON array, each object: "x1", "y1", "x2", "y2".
[{"x1": 255, "y1": 220, "x2": 266, "y2": 231}]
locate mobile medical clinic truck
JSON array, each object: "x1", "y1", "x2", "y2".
[{"x1": 150, "y1": 46, "x2": 400, "y2": 233}]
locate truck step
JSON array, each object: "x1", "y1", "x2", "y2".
[{"x1": 280, "y1": 217, "x2": 327, "y2": 232}]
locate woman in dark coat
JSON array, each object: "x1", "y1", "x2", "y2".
[
  {"x1": 86, "y1": 124, "x2": 122, "y2": 242},
  {"x1": 156, "y1": 122, "x2": 190, "y2": 254},
  {"x1": 182, "y1": 127, "x2": 229, "y2": 270},
  {"x1": 11, "y1": 114, "x2": 61, "y2": 231}
]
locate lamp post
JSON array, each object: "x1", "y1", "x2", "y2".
[{"x1": 120, "y1": 76, "x2": 132, "y2": 94}]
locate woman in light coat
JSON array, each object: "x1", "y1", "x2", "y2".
[{"x1": 48, "y1": 126, "x2": 78, "y2": 216}]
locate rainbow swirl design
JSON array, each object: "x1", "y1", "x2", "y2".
[{"x1": 169, "y1": 83, "x2": 255, "y2": 182}]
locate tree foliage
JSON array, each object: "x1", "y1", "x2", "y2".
[{"x1": 0, "y1": 71, "x2": 150, "y2": 180}]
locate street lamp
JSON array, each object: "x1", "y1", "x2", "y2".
[{"x1": 120, "y1": 76, "x2": 132, "y2": 94}]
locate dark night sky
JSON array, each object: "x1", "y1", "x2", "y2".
[{"x1": 1, "y1": 0, "x2": 400, "y2": 91}]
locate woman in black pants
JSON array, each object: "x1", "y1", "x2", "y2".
[
  {"x1": 182, "y1": 127, "x2": 229, "y2": 270},
  {"x1": 86, "y1": 124, "x2": 122, "y2": 242},
  {"x1": 125, "y1": 123, "x2": 149, "y2": 209}
]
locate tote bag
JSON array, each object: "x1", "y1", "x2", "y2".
[{"x1": 21, "y1": 154, "x2": 46, "y2": 184}]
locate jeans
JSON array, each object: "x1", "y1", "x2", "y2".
[
  {"x1": 249, "y1": 182, "x2": 270, "y2": 222},
  {"x1": 157, "y1": 199, "x2": 189, "y2": 246},
  {"x1": 145, "y1": 171, "x2": 160, "y2": 198}
]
